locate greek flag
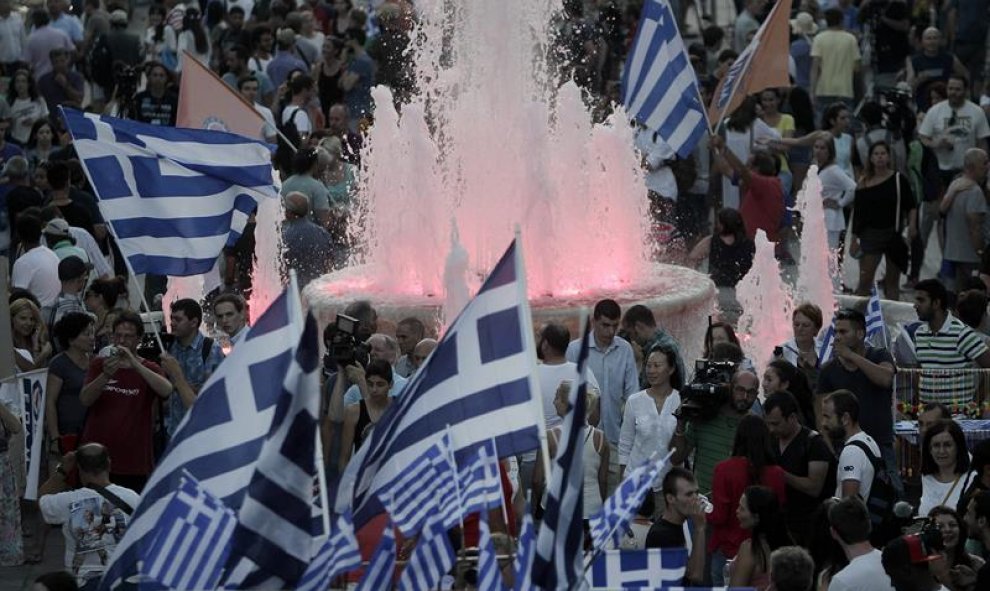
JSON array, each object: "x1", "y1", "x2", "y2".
[
  {"x1": 586, "y1": 548, "x2": 688, "y2": 589},
  {"x1": 61, "y1": 107, "x2": 279, "y2": 276},
  {"x1": 459, "y1": 440, "x2": 503, "y2": 518},
  {"x1": 531, "y1": 317, "x2": 590, "y2": 589},
  {"x1": 397, "y1": 515, "x2": 455, "y2": 591},
  {"x1": 138, "y1": 472, "x2": 235, "y2": 590},
  {"x1": 818, "y1": 320, "x2": 835, "y2": 366},
  {"x1": 336, "y1": 239, "x2": 545, "y2": 528},
  {"x1": 588, "y1": 451, "x2": 673, "y2": 550},
  {"x1": 511, "y1": 509, "x2": 536, "y2": 591},
  {"x1": 223, "y1": 312, "x2": 323, "y2": 588},
  {"x1": 476, "y1": 511, "x2": 505, "y2": 591},
  {"x1": 356, "y1": 520, "x2": 397, "y2": 591},
  {"x1": 295, "y1": 512, "x2": 362, "y2": 591},
  {"x1": 866, "y1": 283, "x2": 888, "y2": 347},
  {"x1": 375, "y1": 435, "x2": 459, "y2": 536},
  {"x1": 621, "y1": 0, "x2": 707, "y2": 158},
  {"x1": 98, "y1": 284, "x2": 303, "y2": 591}
]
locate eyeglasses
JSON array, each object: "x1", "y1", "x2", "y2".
[{"x1": 733, "y1": 385, "x2": 759, "y2": 396}]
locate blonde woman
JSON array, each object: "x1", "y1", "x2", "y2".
[{"x1": 10, "y1": 297, "x2": 52, "y2": 372}]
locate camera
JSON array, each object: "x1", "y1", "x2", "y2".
[
  {"x1": 323, "y1": 313, "x2": 370, "y2": 371},
  {"x1": 136, "y1": 333, "x2": 175, "y2": 364},
  {"x1": 678, "y1": 358, "x2": 735, "y2": 421},
  {"x1": 114, "y1": 64, "x2": 139, "y2": 98},
  {"x1": 878, "y1": 87, "x2": 914, "y2": 136}
]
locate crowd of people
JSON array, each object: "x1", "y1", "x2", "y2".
[{"x1": 5, "y1": 0, "x2": 990, "y2": 589}]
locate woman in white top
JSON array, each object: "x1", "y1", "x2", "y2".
[
  {"x1": 176, "y1": 8, "x2": 211, "y2": 72},
  {"x1": 813, "y1": 135, "x2": 857, "y2": 250},
  {"x1": 144, "y1": 4, "x2": 177, "y2": 67},
  {"x1": 918, "y1": 419, "x2": 977, "y2": 517},
  {"x1": 618, "y1": 345, "x2": 682, "y2": 489},
  {"x1": 722, "y1": 97, "x2": 781, "y2": 210},
  {"x1": 541, "y1": 381, "x2": 609, "y2": 520},
  {"x1": 7, "y1": 70, "x2": 48, "y2": 145}
]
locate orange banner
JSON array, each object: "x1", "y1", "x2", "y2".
[{"x1": 176, "y1": 52, "x2": 266, "y2": 140}]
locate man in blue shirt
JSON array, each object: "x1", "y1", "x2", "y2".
[
  {"x1": 160, "y1": 298, "x2": 225, "y2": 436},
  {"x1": 566, "y1": 299, "x2": 639, "y2": 495}
]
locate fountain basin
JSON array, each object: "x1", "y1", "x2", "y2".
[{"x1": 303, "y1": 263, "x2": 718, "y2": 364}]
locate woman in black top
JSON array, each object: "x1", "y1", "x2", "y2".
[
  {"x1": 851, "y1": 140, "x2": 917, "y2": 301},
  {"x1": 314, "y1": 36, "x2": 346, "y2": 121},
  {"x1": 688, "y1": 208, "x2": 756, "y2": 324},
  {"x1": 339, "y1": 359, "x2": 394, "y2": 470},
  {"x1": 46, "y1": 313, "x2": 95, "y2": 450}
]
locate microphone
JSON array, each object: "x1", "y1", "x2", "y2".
[{"x1": 893, "y1": 501, "x2": 915, "y2": 520}]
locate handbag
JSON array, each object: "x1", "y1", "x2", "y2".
[{"x1": 887, "y1": 173, "x2": 911, "y2": 271}]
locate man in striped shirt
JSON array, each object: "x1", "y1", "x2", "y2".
[{"x1": 913, "y1": 279, "x2": 990, "y2": 407}]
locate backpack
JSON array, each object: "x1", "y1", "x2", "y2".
[
  {"x1": 847, "y1": 439, "x2": 899, "y2": 547},
  {"x1": 87, "y1": 33, "x2": 115, "y2": 90},
  {"x1": 275, "y1": 107, "x2": 303, "y2": 174}
]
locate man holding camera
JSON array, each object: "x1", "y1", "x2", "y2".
[
  {"x1": 79, "y1": 311, "x2": 172, "y2": 492},
  {"x1": 669, "y1": 368, "x2": 761, "y2": 496},
  {"x1": 160, "y1": 298, "x2": 224, "y2": 436}
]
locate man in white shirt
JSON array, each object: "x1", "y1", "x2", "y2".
[
  {"x1": 918, "y1": 75, "x2": 990, "y2": 192},
  {"x1": 827, "y1": 497, "x2": 893, "y2": 591},
  {"x1": 12, "y1": 212, "x2": 60, "y2": 307},
  {"x1": 394, "y1": 317, "x2": 426, "y2": 378},
  {"x1": 38, "y1": 443, "x2": 140, "y2": 588},
  {"x1": 822, "y1": 389, "x2": 880, "y2": 500},
  {"x1": 539, "y1": 322, "x2": 600, "y2": 429},
  {"x1": 0, "y1": 0, "x2": 26, "y2": 71}
]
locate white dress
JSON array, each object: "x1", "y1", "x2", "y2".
[{"x1": 617, "y1": 389, "x2": 681, "y2": 489}]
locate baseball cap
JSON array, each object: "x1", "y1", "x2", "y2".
[{"x1": 44, "y1": 218, "x2": 72, "y2": 238}]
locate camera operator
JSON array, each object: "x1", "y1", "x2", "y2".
[
  {"x1": 341, "y1": 334, "x2": 408, "y2": 406},
  {"x1": 78, "y1": 311, "x2": 172, "y2": 492},
  {"x1": 669, "y1": 368, "x2": 761, "y2": 496},
  {"x1": 160, "y1": 298, "x2": 224, "y2": 437}
]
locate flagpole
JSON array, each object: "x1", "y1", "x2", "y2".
[
  {"x1": 58, "y1": 108, "x2": 168, "y2": 354},
  {"x1": 488, "y1": 436, "x2": 510, "y2": 528},
  {"x1": 443, "y1": 424, "x2": 467, "y2": 552}
]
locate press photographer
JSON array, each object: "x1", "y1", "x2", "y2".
[
  {"x1": 78, "y1": 311, "x2": 172, "y2": 492},
  {"x1": 669, "y1": 364, "x2": 761, "y2": 496}
]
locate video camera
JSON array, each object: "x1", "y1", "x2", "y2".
[
  {"x1": 323, "y1": 313, "x2": 370, "y2": 371},
  {"x1": 678, "y1": 358, "x2": 735, "y2": 421},
  {"x1": 878, "y1": 87, "x2": 915, "y2": 137}
]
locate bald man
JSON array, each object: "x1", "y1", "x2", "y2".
[
  {"x1": 282, "y1": 190, "x2": 334, "y2": 288},
  {"x1": 941, "y1": 147, "x2": 989, "y2": 291},
  {"x1": 412, "y1": 338, "x2": 438, "y2": 370},
  {"x1": 342, "y1": 333, "x2": 410, "y2": 405}
]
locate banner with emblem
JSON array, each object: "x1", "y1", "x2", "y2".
[
  {"x1": 0, "y1": 369, "x2": 48, "y2": 500},
  {"x1": 176, "y1": 51, "x2": 267, "y2": 140}
]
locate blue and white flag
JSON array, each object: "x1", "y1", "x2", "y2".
[
  {"x1": 98, "y1": 285, "x2": 303, "y2": 591},
  {"x1": 295, "y1": 511, "x2": 362, "y2": 591},
  {"x1": 586, "y1": 548, "x2": 688, "y2": 589},
  {"x1": 61, "y1": 108, "x2": 279, "y2": 276},
  {"x1": 223, "y1": 312, "x2": 323, "y2": 588},
  {"x1": 138, "y1": 472, "x2": 236, "y2": 590},
  {"x1": 818, "y1": 320, "x2": 835, "y2": 366},
  {"x1": 476, "y1": 511, "x2": 506, "y2": 591},
  {"x1": 511, "y1": 509, "x2": 536, "y2": 591},
  {"x1": 866, "y1": 283, "x2": 888, "y2": 347},
  {"x1": 531, "y1": 317, "x2": 590, "y2": 589},
  {"x1": 336, "y1": 239, "x2": 545, "y2": 528},
  {"x1": 622, "y1": 0, "x2": 707, "y2": 158},
  {"x1": 397, "y1": 515, "x2": 455, "y2": 591},
  {"x1": 459, "y1": 440, "x2": 503, "y2": 518},
  {"x1": 588, "y1": 451, "x2": 673, "y2": 550},
  {"x1": 375, "y1": 435, "x2": 459, "y2": 535},
  {"x1": 356, "y1": 520, "x2": 397, "y2": 591}
]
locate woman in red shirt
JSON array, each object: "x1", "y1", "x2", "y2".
[{"x1": 708, "y1": 415, "x2": 787, "y2": 584}]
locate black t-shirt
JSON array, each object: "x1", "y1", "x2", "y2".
[
  {"x1": 133, "y1": 90, "x2": 178, "y2": 127},
  {"x1": 6, "y1": 185, "x2": 43, "y2": 225},
  {"x1": 776, "y1": 427, "x2": 836, "y2": 527},
  {"x1": 819, "y1": 346, "x2": 895, "y2": 446},
  {"x1": 875, "y1": 1, "x2": 911, "y2": 74},
  {"x1": 645, "y1": 518, "x2": 685, "y2": 549}
]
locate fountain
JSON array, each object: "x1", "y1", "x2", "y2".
[
  {"x1": 303, "y1": 0, "x2": 716, "y2": 361},
  {"x1": 736, "y1": 230, "x2": 795, "y2": 376}
]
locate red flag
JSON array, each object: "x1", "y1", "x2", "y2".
[
  {"x1": 708, "y1": 0, "x2": 793, "y2": 124},
  {"x1": 176, "y1": 52, "x2": 266, "y2": 139}
]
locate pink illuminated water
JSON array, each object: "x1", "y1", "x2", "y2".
[
  {"x1": 795, "y1": 166, "x2": 837, "y2": 316},
  {"x1": 336, "y1": 0, "x2": 650, "y2": 299},
  {"x1": 736, "y1": 230, "x2": 795, "y2": 375}
]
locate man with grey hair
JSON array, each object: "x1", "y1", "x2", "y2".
[
  {"x1": 940, "y1": 147, "x2": 989, "y2": 291},
  {"x1": 281, "y1": 191, "x2": 333, "y2": 288},
  {"x1": 770, "y1": 546, "x2": 815, "y2": 591},
  {"x1": 394, "y1": 317, "x2": 425, "y2": 377},
  {"x1": 411, "y1": 338, "x2": 437, "y2": 371},
  {"x1": 342, "y1": 333, "x2": 409, "y2": 405}
]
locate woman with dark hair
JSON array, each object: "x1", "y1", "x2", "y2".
[
  {"x1": 144, "y1": 3, "x2": 177, "y2": 67},
  {"x1": 728, "y1": 485, "x2": 795, "y2": 589},
  {"x1": 722, "y1": 96, "x2": 781, "y2": 210},
  {"x1": 814, "y1": 134, "x2": 857, "y2": 251},
  {"x1": 339, "y1": 358, "x2": 394, "y2": 469},
  {"x1": 46, "y1": 312, "x2": 96, "y2": 450},
  {"x1": 8, "y1": 69, "x2": 48, "y2": 145},
  {"x1": 763, "y1": 360, "x2": 816, "y2": 428},
  {"x1": 703, "y1": 321, "x2": 742, "y2": 359},
  {"x1": 918, "y1": 419, "x2": 977, "y2": 516},
  {"x1": 618, "y1": 346, "x2": 682, "y2": 494},
  {"x1": 26, "y1": 119, "x2": 58, "y2": 171},
  {"x1": 177, "y1": 7, "x2": 211, "y2": 71},
  {"x1": 688, "y1": 208, "x2": 756, "y2": 325},
  {"x1": 928, "y1": 506, "x2": 985, "y2": 576},
  {"x1": 821, "y1": 102, "x2": 855, "y2": 179},
  {"x1": 851, "y1": 140, "x2": 918, "y2": 300},
  {"x1": 708, "y1": 416, "x2": 787, "y2": 584}
]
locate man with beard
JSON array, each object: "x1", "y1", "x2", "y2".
[
  {"x1": 821, "y1": 389, "x2": 882, "y2": 501},
  {"x1": 670, "y1": 369, "x2": 760, "y2": 495}
]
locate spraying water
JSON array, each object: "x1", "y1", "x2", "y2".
[
  {"x1": 794, "y1": 166, "x2": 837, "y2": 316},
  {"x1": 736, "y1": 230, "x2": 795, "y2": 376},
  {"x1": 442, "y1": 220, "x2": 471, "y2": 330},
  {"x1": 249, "y1": 196, "x2": 284, "y2": 324}
]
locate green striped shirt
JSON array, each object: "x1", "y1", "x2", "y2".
[
  {"x1": 915, "y1": 313, "x2": 988, "y2": 404},
  {"x1": 686, "y1": 413, "x2": 743, "y2": 495}
]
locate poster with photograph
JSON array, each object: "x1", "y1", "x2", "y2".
[{"x1": 69, "y1": 496, "x2": 129, "y2": 572}]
